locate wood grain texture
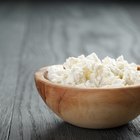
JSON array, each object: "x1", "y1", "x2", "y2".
[
  {"x1": 0, "y1": 2, "x2": 139, "y2": 140},
  {"x1": 0, "y1": 3, "x2": 29, "y2": 140}
]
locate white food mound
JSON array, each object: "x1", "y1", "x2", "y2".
[{"x1": 47, "y1": 53, "x2": 140, "y2": 88}]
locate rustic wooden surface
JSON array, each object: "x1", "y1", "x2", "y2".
[{"x1": 0, "y1": 2, "x2": 140, "y2": 140}]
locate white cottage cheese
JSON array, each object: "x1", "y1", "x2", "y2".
[{"x1": 47, "y1": 53, "x2": 140, "y2": 88}]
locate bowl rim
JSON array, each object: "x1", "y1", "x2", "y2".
[{"x1": 35, "y1": 65, "x2": 140, "y2": 91}]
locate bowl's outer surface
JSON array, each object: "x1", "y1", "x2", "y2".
[{"x1": 34, "y1": 67, "x2": 140, "y2": 129}]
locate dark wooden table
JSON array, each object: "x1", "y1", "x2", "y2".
[{"x1": 0, "y1": 2, "x2": 140, "y2": 140}]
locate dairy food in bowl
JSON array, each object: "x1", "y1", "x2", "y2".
[
  {"x1": 47, "y1": 53, "x2": 140, "y2": 88},
  {"x1": 34, "y1": 54, "x2": 140, "y2": 129}
]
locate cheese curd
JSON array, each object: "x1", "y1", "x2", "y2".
[{"x1": 47, "y1": 53, "x2": 140, "y2": 88}]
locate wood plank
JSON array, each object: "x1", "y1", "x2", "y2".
[
  {"x1": 0, "y1": 3, "x2": 29, "y2": 140},
  {"x1": 8, "y1": 3, "x2": 140, "y2": 140}
]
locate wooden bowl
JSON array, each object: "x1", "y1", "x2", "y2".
[{"x1": 34, "y1": 66, "x2": 140, "y2": 129}]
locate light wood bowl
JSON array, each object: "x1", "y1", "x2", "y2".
[{"x1": 34, "y1": 66, "x2": 140, "y2": 129}]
